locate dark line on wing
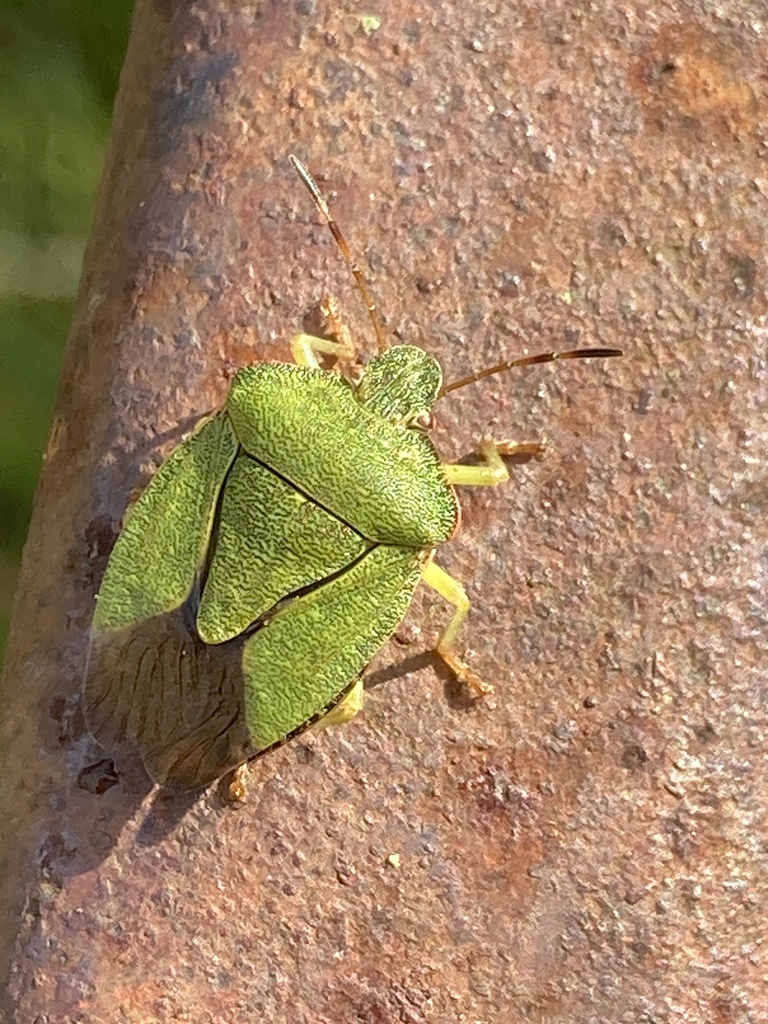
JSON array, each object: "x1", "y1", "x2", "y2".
[
  {"x1": 242, "y1": 676, "x2": 360, "y2": 770},
  {"x1": 239, "y1": 449, "x2": 369, "y2": 541},
  {"x1": 195, "y1": 443, "x2": 244, "y2": 602},
  {"x1": 238, "y1": 542, "x2": 383, "y2": 640},
  {"x1": 188, "y1": 438, "x2": 424, "y2": 641}
]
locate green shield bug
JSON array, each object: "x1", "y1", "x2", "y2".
[{"x1": 84, "y1": 157, "x2": 621, "y2": 791}]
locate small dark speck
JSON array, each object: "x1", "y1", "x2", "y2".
[
  {"x1": 624, "y1": 886, "x2": 647, "y2": 905},
  {"x1": 728, "y1": 253, "x2": 757, "y2": 300},
  {"x1": 175, "y1": 328, "x2": 201, "y2": 350},
  {"x1": 598, "y1": 219, "x2": 628, "y2": 248},
  {"x1": 393, "y1": 119, "x2": 410, "y2": 142},
  {"x1": 552, "y1": 720, "x2": 578, "y2": 742},
  {"x1": 38, "y1": 831, "x2": 77, "y2": 872},
  {"x1": 693, "y1": 721, "x2": 717, "y2": 744},
  {"x1": 335, "y1": 859, "x2": 357, "y2": 886},
  {"x1": 294, "y1": 743, "x2": 315, "y2": 764},
  {"x1": 49, "y1": 695, "x2": 67, "y2": 726},
  {"x1": 583, "y1": 694, "x2": 598, "y2": 708},
  {"x1": 495, "y1": 270, "x2": 523, "y2": 298},
  {"x1": 403, "y1": 19, "x2": 422, "y2": 44},
  {"x1": 621, "y1": 743, "x2": 649, "y2": 770},
  {"x1": 416, "y1": 276, "x2": 440, "y2": 295},
  {"x1": 78, "y1": 759, "x2": 120, "y2": 795},
  {"x1": 531, "y1": 148, "x2": 556, "y2": 173},
  {"x1": 634, "y1": 388, "x2": 653, "y2": 415}
]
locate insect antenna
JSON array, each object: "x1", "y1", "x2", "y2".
[
  {"x1": 289, "y1": 154, "x2": 389, "y2": 354},
  {"x1": 439, "y1": 347, "x2": 622, "y2": 397}
]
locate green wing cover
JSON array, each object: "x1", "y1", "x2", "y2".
[
  {"x1": 226, "y1": 364, "x2": 458, "y2": 548},
  {"x1": 93, "y1": 413, "x2": 238, "y2": 632},
  {"x1": 196, "y1": 455, "x2": 368, "y2": 644},
  {"x1": 243, "y1": 545, "x2": 428, "y2": 751}
]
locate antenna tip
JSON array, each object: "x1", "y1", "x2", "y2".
[{"x1": 562, "y1": 347, "x2": 623, "y2": 360}]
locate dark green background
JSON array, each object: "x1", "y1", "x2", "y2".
[{"x1": 0, "y1": 2, "x2": 133, "y2": 664}]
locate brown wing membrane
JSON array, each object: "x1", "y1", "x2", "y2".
[{"x1": 84, "y1": 606, "x2": 254, "y2": 790}]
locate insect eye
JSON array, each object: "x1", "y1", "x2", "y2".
[{"x1": 412, "y1": 411, "x2": 434, "y2": 431}]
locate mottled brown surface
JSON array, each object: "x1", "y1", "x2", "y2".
[{"x1": 1, "y1": 1, "x2": 766, "y2": 1021}]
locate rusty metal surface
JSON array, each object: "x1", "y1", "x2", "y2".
[{"x1": 1, "y1": 1, "x2": 766, "y2": 1020}]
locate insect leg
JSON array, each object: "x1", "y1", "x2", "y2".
[
  {"x1": 422, "y1": 562, "x2": 493, "y2": 697},
  {"x1": 312, "y1": 678, "x2": 365, "y2": 732},
  {"x1": 290, "y1": 296, "x2": 358, "y2": 368},
  {"x1": 221, "y1": 763, "x2": 250, "y2": 804},
  {"x1": 442, "y1": 440, "x2": 546, "y2": 486},
  {"x1": 221, "y1": 678, "x2": 364, "y2": 801}
]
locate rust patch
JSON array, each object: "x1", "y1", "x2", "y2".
[{"x1": 633, "y1": 23, "x2": 762, "y2": 140}]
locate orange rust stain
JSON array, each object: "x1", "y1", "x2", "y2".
[{"x1": 633, "y1": 24, "x2": 761, "y2": 138}]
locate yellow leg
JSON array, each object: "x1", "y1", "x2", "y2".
[
  {"x1": 312, "y1": 677, "x2": 365, "y2": 733},
  {"x1": 430, "y1": 440, "x2": 544, "y2": 693},
  {"x1": 422, "y1": 561, "x2": 493, "y2": 697},
  {"x1": 442, "y1": 439, "x2": 546, "y2": 486},
  {"x1": 222, "y1": 679, "x2": 365, "y2": 800},
  {"x1": 290, "y1": 296, "x2": 357, "y2": 368},
  {"x1": 221, "y1": 762, "x2": 250, "y2": 803}
]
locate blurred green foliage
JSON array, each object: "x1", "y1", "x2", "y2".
[{"x1": 0, "y1": 2, "x2": 133, "y2": 665}]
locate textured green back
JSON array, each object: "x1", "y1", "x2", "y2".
[
  {"x1": 354, "y1": 345, "x2": 442, "y2": 423},
  {"x1": 226, "y1": 363, "x2": 458, "y2": 548},
  {"x1": 197, "y1": 455, "x2": 368, "y2": 644},
  {"x1": 87, "y1": 349, "x2": 455, "y2": 786},
  {"x1": 93, "y1": 413, "x2": 238, "y2": 632},
  {"x1": 242, "y1": 545, "x2": 427, "y2": 750}
]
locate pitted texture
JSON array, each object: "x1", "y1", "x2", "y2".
[
  {"x1": 197, "y1": 455, "x2": 368, "y2": 643},
  {"x1": 243, "y1": 544, "x2": 427, "y2": 750},
  {"x1": 354, "y1": 345, "x2": 442, "y2": 423},
  {"x1": 227, "y1": 362, "x2": 458, "y2": 546}
]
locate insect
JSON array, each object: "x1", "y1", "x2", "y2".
[{"x1": 84, "y1": 156, "x2": 621, "y2": 791}]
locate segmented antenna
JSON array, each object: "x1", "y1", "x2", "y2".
[
  {"x1": 439, "y1": 347, "x2": 623, "y2": 397},
  {"x1": 289, "y1": 155, "x2": 389, "y2": 354}
]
